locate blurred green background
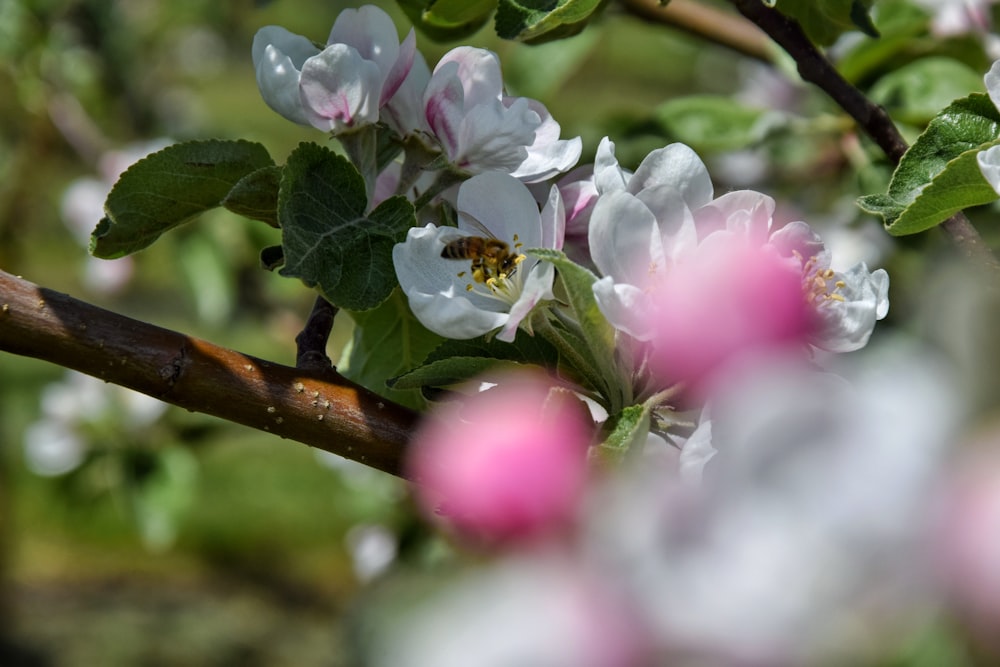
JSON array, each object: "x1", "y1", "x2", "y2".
[{"x1": 3, "y1": 0, "x2": 993, "y2": 664}]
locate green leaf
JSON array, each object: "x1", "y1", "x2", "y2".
[
  {"x1": 390, "y1": 357, "x2": 531, "y2": 390},
  {"x1": 767, "y1": 0, "x2": 877, "y2": 45},
  {"x1": 529, "y1": 248, "x2": 615, "y2": 364},
  {"x1": 91, "y1": 140, "x2": 274, "y2": 258},
  {"x1": 655, "y1": 96, "x2": 780, "y2": 152},
  {"x1": 591, "y1": 404, "x2": 650, "y2": 467},
  {"x1": 339, "y1": 290, "x2": 445, "y2": 410},
  {"x1": 857, "y1": 93, "x2": 1000, "y2": 235},
  {"x1": 222, "y1": 165, "x2": 282, "y2": 228},
  {"x1": 397, "y1": 0, "x2": 496, "y2": 42},
  {"x1": 833, "y1": 1, "x2": 932, "y2": 85},
  {"x1": 528, "y1": 248, "x2": 628, "y2": 410},
  {"x1": 390, "y1": 330, "x2": 558, "y2": 390},
  {"x1": 277, "y1": 142, "x2": 415, "y2": 311},
  {"x1": 869, "y1": 57, "x2": 985, "y2": 126},
  {"x1": 495, "y1": 0, "x2": 605, "y2": 44}
]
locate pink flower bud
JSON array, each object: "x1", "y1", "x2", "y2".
[{"x1": 406, "y1": 372, "x2": 593, "y2": 545}]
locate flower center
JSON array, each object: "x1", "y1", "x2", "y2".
[{"x1": 802, "y1": 256, "x2": 846, "y2": 307}]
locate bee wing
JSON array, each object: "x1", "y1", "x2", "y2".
[{"x1": 457, "y1": 210, "x2": 499, "y2": 240}]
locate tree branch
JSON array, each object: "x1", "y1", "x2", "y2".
[
  {"x1": 727, "y1": 0, "x2": 999, "y2": 271},
  {"x1": 616, "y1": 0, "x2": 772, "y2": 62},
  {"x1": 0, "y1": 269, "x2": 416, "y2": 477},
  {"x1": 295, "y1": 295, "x2": 338, "y2": 372}
]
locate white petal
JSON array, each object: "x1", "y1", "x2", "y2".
[
  {"x1": 434, "y1": 47, "x2": 505, "y2": 106},
  {"x1": 252, "y1": 27, "x2": 318, "y2": 126},
  {"x1": 498, "y1": 261, "x2": 555, "y2": 342},
  {"x1": 986, "y1": 58, "x2": 1000, "y2": 113},
  {"x1": 633, "y1": 185, "x2": 697, "y2": 264},
  {"x1": 508, "y1": 99, "x2": 582, "y2": 182},
  {"x1": 594, "y1": 136, "x2": 629, "y2": 193},
  {"x1": 693, "y1": 190, "x2": 775, "y2": 243},
  {"x1": 382, "y1": 29, "x2": 417, "y2": 105},
  {"x1": 629, "y1": 143, "x2": 714, "y2": 209},
  {"x1": 394, "y1": 225, "x2": 509, "y2": 339},
  {"x1": 328, "y1": 4, "x2": 401, "y2": 76},
  {"x1": 383, "y1": 50, "x2": 432, "y2": 137},
  {"x1": 679, "y1": 418, "x2": 717, "y2": 486},
  {"x1": 588, "y1": 191, "x2": 661, "y2": 285},
  {"x1": 539, "y1": 184, "x2": 566, "y2": 251},
  {"x1": 457, "y1": 173, "x2": 542, "y2": 249},
  {"x1": 592, "y1": 276, "x2": 653, "y2": 340},
  {"x1": 978, "y1": 143, "x2": 1000, "y2": 195},
  {"x1": 813, "y1": 264, "x2": 889, "y2": 352},
  {"x1": 299, "y1": 45, "x2": 383, "y2": 131}
]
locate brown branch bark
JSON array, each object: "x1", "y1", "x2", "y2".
[{"x1": 0, "y1": 269, "x2": 417, "y2": 477}]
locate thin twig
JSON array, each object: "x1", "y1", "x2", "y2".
[
  {"x1": 727, "y1": 0, "x2": 999, "y2": 271},
  {"x1": 0, "y1": 270, "x2": 417, "y2": 477},
  {"x1": 296, "y1": 295, "x2": 338, "y2": 371},
  {"x1": 727, "y1": 0, "x2": 908, "y2": 162},
  {"x1": 616, "y1": 0, "x2": 772, "y2": 62}
]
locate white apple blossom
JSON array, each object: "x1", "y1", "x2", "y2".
[
  {"x1": 587, "y1": 138, "x2": 889, "y2": 354},
  {"x1": 393, "y1": 172, "x2": 563, "y2": 342},
  {"x1": 423, "y1": 47, "x2": 582, "y2": 182},
  {"x1": 252, "y1": 5, "x2": 415, "y2": 133}
]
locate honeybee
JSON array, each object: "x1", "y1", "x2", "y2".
[{"x1": 440, "y1": 213, "x2": 525, "y2": 287}]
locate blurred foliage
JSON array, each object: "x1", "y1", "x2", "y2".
[{"x1": 2, "y1": 0, "x2": 1000, "y2": 664}]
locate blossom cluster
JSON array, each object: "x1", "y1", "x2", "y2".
[{"x1": 246, "y1": 5, "x2": 935, "y2": 665}]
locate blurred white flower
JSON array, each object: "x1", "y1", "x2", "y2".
[
  {"x1": 23, "y1": 371, "x2": 168, "y2": 477},
  {"x1": 587, "y1": 341, "x2": 958, "y2": 664},
  {"x1": 346, "y1": 524, "x2": 398, "y2": 583},
  {"x1": 23, "y1": 420, "x2": 86, "y2": 477},
  {"x1": 371, "y1": 555, "x2": 646, "y2": 667}
]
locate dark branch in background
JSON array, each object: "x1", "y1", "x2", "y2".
[
  {"x1": 727, "y1": 0, "x2": 908, "y2": 161},
  {"x1": 0, "y1": 270, "x2": 416, "y2": 477},
  {"x1": 617, "y1": 0, "x2": 772, "y2": 62},
  {"x1": 726, "y1": 0, "x2": 999, "y2": 272},
  {"x1": 296, "y1": 295, "x2": 338, "y2": 372}
]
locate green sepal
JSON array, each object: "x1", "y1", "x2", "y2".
[
  {"x1": 91, "y1": 140, "x2": 274, "y2": 258},
  {"x1": 495, "y1": 0, "x2": 606, "y2": 44},
  {"x1": 277, "y1": 142, "x2": 415, "y2": 311},
  {"x1": 857, "y1": 93, "x2": 1000, "y2": 235},
  {"x1": 590, "y1": 404, "x2": 650, "y2": 467},
  {"x1": 528, "y1": 249, "x2": 615, "y2": 369}
]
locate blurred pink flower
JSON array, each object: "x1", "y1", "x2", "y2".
[
  {"x1": 406, "y1": 372, "x2": 593, "y2": 545},
  {"x1": 641, "y1": 234, "x2": 816, "y2": 392}
]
